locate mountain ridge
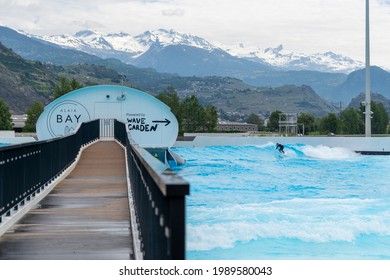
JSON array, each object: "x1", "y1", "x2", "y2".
[
  {"x1": 2, "y1": 25, "x2": 390, "y2": 118},
  {"x1": 31, "y1": 28, "x2": 363, "y2": 74},
  {"x1": 334, "y1": 66, "x2": 390, "y2": 104},
  {"x1": 0, "y1": 36, "x2": 338, "y2": 117},
  {"x1": 223, "y1": 43, "x2": 364, "y2": 73}
]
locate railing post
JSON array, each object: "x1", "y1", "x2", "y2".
[
  {"x1": 168, "y1": 197, "x2": 186, "y2": 259},
  {"x1": 0, "y1": 150, "x2": 3, "y2": 219}
]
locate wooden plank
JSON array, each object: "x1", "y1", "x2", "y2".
[{"x1": 0, "y1": 141, "x2": 134, "y2": 260}]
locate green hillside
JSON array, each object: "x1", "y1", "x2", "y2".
[
  {"x1": 0, "y1": 41, "x2": 337, "y2": 117},
  {"x1": 0, "y1": 43, "x2": 126, "y2": 113},
  {"x1": 0, "y1": 42, "x2": 54, "y2": 113},
  {"x1": 176, "y1": 80, "x2": 337, "y2": 117}
]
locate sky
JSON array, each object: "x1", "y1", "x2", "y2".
[{"x1": 1, "y1": 0, "x2": 390, "y2": 68}]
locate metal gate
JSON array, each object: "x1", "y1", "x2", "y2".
[{"x1": 99, "y1": 119, "x2": 115, "y2": 140}]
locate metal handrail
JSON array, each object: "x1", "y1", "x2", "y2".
[
  {"x1": 0, "y1": 120, "x2": 99, "y2": 219},
  {"x1": 1, "y1": 119, "x2": 189, "y2": 260},
  {"x1": 114, "y1": 120, "x2": 190, "y2": 260}
]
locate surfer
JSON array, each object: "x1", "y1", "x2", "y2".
[{"x1": 275, "y1": 143, "x2": 285, "y2": 154}]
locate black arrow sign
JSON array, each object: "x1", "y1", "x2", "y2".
[{"x1": 152, "y1": 118, "x2": 171, "y2": 126}]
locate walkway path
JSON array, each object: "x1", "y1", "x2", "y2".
[{"x1": 0, "y1": 141, "x2": 134, "y2": 259}]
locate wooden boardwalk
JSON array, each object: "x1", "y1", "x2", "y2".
[{"x1": 0, "y1": 141, "x2": 134, "y2": 260}]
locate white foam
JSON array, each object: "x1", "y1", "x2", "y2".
[
  {"x1": 261, "y1": 141, "x2": 277, "y2": 148},
  {"x1": 187, "y1": 198, "x2": 390, "y2": 251},
  {"x1": 301, "y1": 145, "x2": 359, "y2": 160}
]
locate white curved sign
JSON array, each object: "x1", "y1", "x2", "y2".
[{"x1": 36, "y1": 85, "x2": 179, "y2": 148}]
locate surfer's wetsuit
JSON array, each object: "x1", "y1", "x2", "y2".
[{"x1": 276, "y1": 143, "x2": 285, "y2": 154}]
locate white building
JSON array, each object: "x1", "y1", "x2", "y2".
[{"x1": 217, "y1": 121, "x2": 257, "y2": 132}]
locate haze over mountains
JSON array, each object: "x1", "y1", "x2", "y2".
[{"x1": 1, "y1": 25, "x2": 390, "y2": 118}]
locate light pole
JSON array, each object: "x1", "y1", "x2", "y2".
[{"x1": 365, "y1": 0, "x2": 372, "y2": 137}]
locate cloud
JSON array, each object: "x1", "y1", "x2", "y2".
[
  {"x1": 130, "y1": 0, "x2": 174, "y2": 3},
  {"x1": 1, "y1": 0, "x2": 390, "y2": 68},
  {"x1": 70, "y1": 20, "x2": 106, "y2": 31},
  {"x1": 162, "y1": 8, "x2": 185, "y2": 16}
]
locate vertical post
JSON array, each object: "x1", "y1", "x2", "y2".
[
  {"x1": 365, "y1": 0, "x2": 371, "y2": 137},
  {"x1": 169, "y1": 197, "x2": 186, "y2": 259}
]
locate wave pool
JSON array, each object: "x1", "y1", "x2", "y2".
[{"x1": 172, "y1": 143, "x2": 390, "y2": 260}]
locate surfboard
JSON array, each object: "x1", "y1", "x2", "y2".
[{"x1": 274, "y1": 149, "x2": 286, "y2": 159}]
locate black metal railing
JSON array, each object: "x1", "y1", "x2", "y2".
[
  {"x1": 1, "y1": 119, "x2": 189, "y2": 259},
  {"x1": 0, "y1": 120, "x2": 99, "y2": 220},
  {"x1": 114, "y1": 120, "x2": 190, "y2": 260}
]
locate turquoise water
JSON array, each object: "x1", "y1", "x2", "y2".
[{"x1": 172, "y1": 143, "x2": 390, "y2": 260}]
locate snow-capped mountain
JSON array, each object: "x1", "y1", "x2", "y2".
[
  {"x1": 37, "y1": 29, "x2": 218, "y2": 60},
  {"x1": 39, "y1": 30, "x2": 146, "y2": 56},
  {"x1": 32, "y1": 28, "x2": 363, "y2": 74},
  {"x1": 134, "y1": 29, "x2": 216, "y2": 51},
  {"x1": 221, "y1": 43, "x2": 364, "y2": 73}
]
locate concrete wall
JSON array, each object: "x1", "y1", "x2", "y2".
[
  {"x1": 174, "y1": 134, "x2": 390, "y2": 152},
  {"x1": 0, "y1": 131, "x2": 15, "y2": 138},
  {"x1": 0, "y1": 137, "x2": 36, "y2": 145}
]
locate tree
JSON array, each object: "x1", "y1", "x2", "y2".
[
  {"x1": 0, "y1": 99, "x2": 13, "y2": 130},
  {"x1": 359, "y1": 101, "x2": 389, "y2": 134},
  {"x1": 298, "y1": 113, "x2": 315, "y2": 135},
  {"x1": 340, "y1": 108, "x2": 364, "y2": 134},
  {"x1": 54, "y1": 77, "x2": 83, "y2": 99},
  {"x1": 318, "y1": 113, "x2": 341, "y2": 135},
  {"x1": 156, "y1": 87, "x2": 183, "y2": 130},
  {"x1": 156, "y1": 87, "x2": 184, "y2": 134},
  {"x1": 267, "y1": 110, "x2": 282, "y2": 132},
  {"x1": 23, "y1": 101, "x2": 44, "y2": 132},
  {"x1": 157, "y1": 88, "x2": 218, "y2": 134},
  {"x1": 181, "y1": 95, "x2": 205, "y2": 133},
  {"x1": 203, "y1": 105, "x2": 218, "y2": 132},
  {"x1": 246, "y1": 113, "x2": 264, "y2": 131},
  {"x1": 371, "y1": 102, "x2": 389, "y2": 134}
]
